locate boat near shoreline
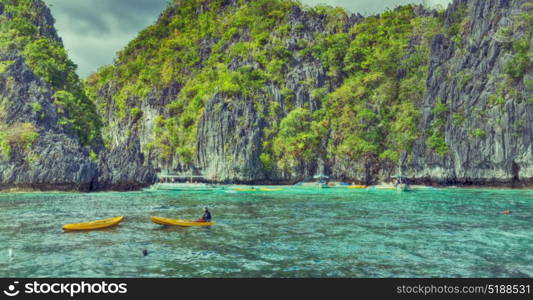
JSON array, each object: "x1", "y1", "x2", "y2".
[
  {"x1": 150, "y1": 182, "x2": 223, "y2": 191},
  {"x1": 147, "y1": 183, "x2": 438, "y2": 193},
  {"x1": 144, "y1": 181, "x2": 526, "y2": 193}
]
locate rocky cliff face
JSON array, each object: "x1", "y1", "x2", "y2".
[
  {"x1": 88, "y1": 0, "x2": 360, "y2": 184},
  {"x1": 3, "y1": 0, "x2": 530, "y2": 190},
  {"x1": 196, "y1": 93, "x2": 266, "y2": 182},
  {"x1": 0, "y1": 0, "x2": 155, "y2": 191},
  {"x1": 194, "y1": 5, "x2": 350, "y2": 183},
  {"x1": 0, "y1": 0, "x2": 97, "y2": 191},
  {"x1": 409, "y1": 0, "x2": 533, "y2": 186},
  {"x1": 88, "y1": 0, "x2": 532, "y2": 187},
  {"x1": 0, "y1": 52, "x2": 98, "y2": 191}
]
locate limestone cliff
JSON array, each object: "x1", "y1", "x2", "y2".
[
  {"x1": 0, "y1": 0, "x2": 155, "y2": 191},
  {"x1": 409, "y1": 0, "x2": 533, "y2": 186},
  {"x1": 88, "y1": 0, "x2": 532, "y2": 186},
  {"x1": 2, "y1": 0, "x2": 531, "y2": 190}
]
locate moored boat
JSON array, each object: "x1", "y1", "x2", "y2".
[
  {"x1": 234, "y1": 188, "x2": 258, "y2": 192},
  {"x1": 152, "y1": 183, "x2": 219, "y2": 191},
  {"x1": 373, "y1": 185, "x2": 396, "y2": 190},
  {"x1": 396, "y1": 183, "x2": 408, "y2": 192},
  {"x1": 348, "y1": 185, "x2": 368, "y2": 189}
]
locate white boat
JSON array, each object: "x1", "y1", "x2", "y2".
[
  {"x1": 408, "y1": 185, "x2": 437, "y2": 190},
  {"x1": 396, "y1": 183, "x2": 408, "y2": 192},
  {"x1": 373, "y1": 185, "x2": 396, "y2": 190},
  {"x1": 152, "y1": 183, "x2": 220, "y2": 191},
  {"x1": 393, "y1": 154, "x2": 409, "y2": 192},
  {"x1": 318, "y1": 183, "x2": 330, "y2": 189}
]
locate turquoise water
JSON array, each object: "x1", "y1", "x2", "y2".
[{"x1": 0, "y1": 187, "x2": 532, "y2": 278}]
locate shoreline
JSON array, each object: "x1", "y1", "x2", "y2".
[{"x1": 1, "y1": 183, "x2": 532, "y2": 194}]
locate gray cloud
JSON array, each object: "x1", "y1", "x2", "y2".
[
  {"x1": 43, "y1": 0, "x2": 453, "y2": 78},
  {"x1": 44, "y1": 0, "x2": 169, "y2": 77},
  {"x1": 45, "y1": 0, "x2": 168, "y2": 35}
]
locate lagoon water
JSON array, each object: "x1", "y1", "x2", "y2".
[{"x1": 0, "y1": 187, "x2": 532, "y2": 277}]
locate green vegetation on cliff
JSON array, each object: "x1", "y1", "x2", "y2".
[
  {"x1": 87, "y1": 0, "x2": 446, "y2": 173},
  {"x1": 504, "y1": 2, "x2": 533, "y2": 81},
  {"x1": 88, "y1": 0, "x2": 307, "y2": 161},
  {"x1": 320, "y1": 7, "x2": 440, "y2": 166},
  {"x1": 0, "y1": 122, "x2": 39, "y2": 160},
  {"x1": 85, "y1": 0, "x2": 531, "y2": 181},
  {"x1": 0, "y1": 0, "x2": 101, "y2": 147}
]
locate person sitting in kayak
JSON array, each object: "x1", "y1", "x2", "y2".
[{"x1": 196, "y1": 207, "x2": 212, "y2": 222}]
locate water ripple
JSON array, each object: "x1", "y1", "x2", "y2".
[{"x1": 0, "y1": 187, "x2": 532, "y2": 277}]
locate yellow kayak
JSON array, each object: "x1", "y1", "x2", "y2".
[
  {"x1": 151, "y1": 216, "x2": 215, "y2": 227},
  {"x1": 234, "y1": 188, "x2": 258, "y2": 192},
  {"x1": 348, "y1": 185, "x2": 368, "y2": 189},
  {"x1": 259, "y1": 188, "x2": 283, "y2": 192},
  {"x1": 63, "y1": 216, "x2": 124, "y2": 231}
]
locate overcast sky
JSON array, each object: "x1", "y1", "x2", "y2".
[{"x1": 43, "y1": 0, "x2": 453, "y2": 78}]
